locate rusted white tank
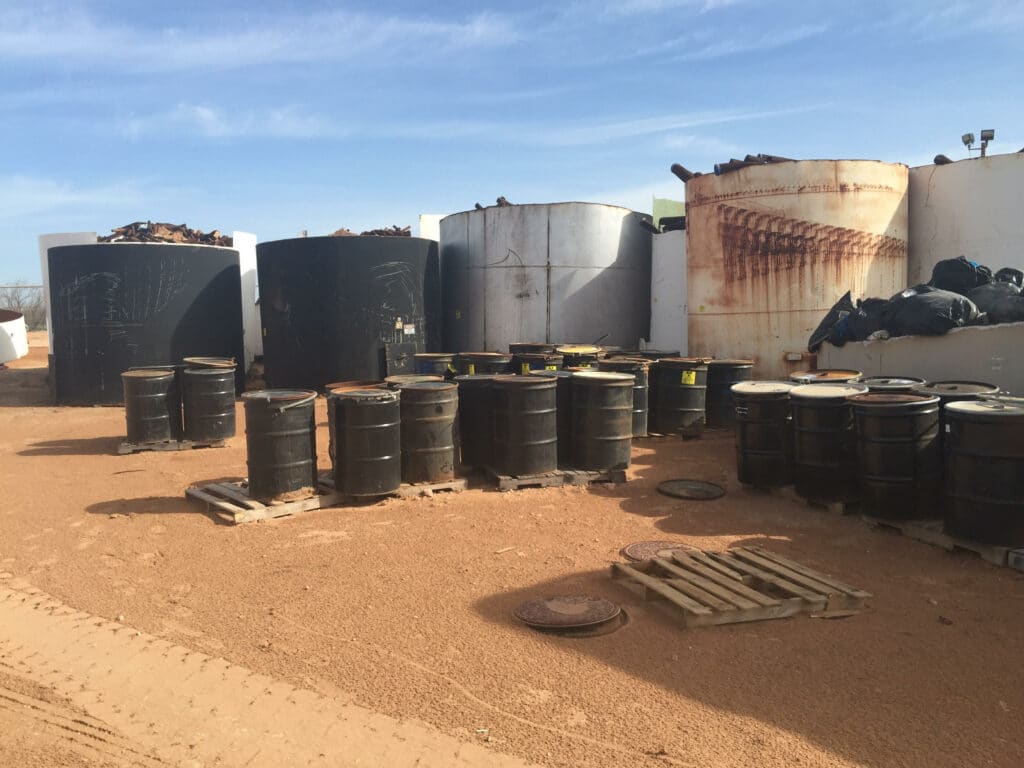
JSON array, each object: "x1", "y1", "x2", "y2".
[
  {"x1": 908, "y1": 153, "x2": 1024, "y2": 285},
  {"x1": 686, "y1": 160, "x2": 908, "y2": 379},
  {"x1": 440, "y1": 203, "x2": 652, "y2": 351}
]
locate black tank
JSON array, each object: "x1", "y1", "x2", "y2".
[
  {"x1": 121, "y1": 369, "x2": 182, "y2": 444},
  {"x1": 732, "y1": 381, "x2": 795, "y2": 488},
  {"x1": 398, "y1": 381, "x2": 458, "y2": 483},
  {"x1": 454, "y1": 375, "x2": 496, "y2": 470},
  {"x1": 330, "y1": 389, "x2": 401, "y2": 497},
  {"x1": 790, "y1": 382, "x2": 868, "y2": 503},
  {"x1": 492, "y1": 375, "x2": 557, "y2": 475},
  {"x1": 181, "y1": 367, "x2": 236, "y2": 442},
  {"x1": 649, "y1": 358, "x2": 707, "y2": 438},
  {"x1": 241, "y1": 390, "x2": 318, "y2": 503},
  {"x1": 850, "y1": 393, "x2": 941, "y2": 520},
  {"x1": 570, "y1": 372, "x2": 633, "y2": 470}
]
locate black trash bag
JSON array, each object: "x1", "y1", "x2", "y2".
[
  {"x1": 995, "y1": 267, "x2": 1024, "y2": 288},
  {"x1": 883, "y1": 285, "x2": 981, "y2": 337},
  {"x1": 847, "y1": 297, "x2": 890, "y2": 341},
  {"x1": 808, "y1": 291, "x2": 854, "y2": 351},
  {"x1": 969, "y1": 282, "x2": 1024, "y2": 324},
  {"x1": 929, "y1": 256, "x2": 992, "y2": 295}
]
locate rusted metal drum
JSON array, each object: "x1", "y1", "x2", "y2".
[
  {"x1": 706, "y1": 359, "x2": 754, "y2": 428},
  {"x1": 492, "y1": 375, "x2": 557, "y2": 475},
  {"x1": 414, "y1": 353, "x2": 456, "y2": 377},
  {"x1": 649, "y1": 357, "x2": 708, "y2": 437},
  {"x1": 859, "y1": 376, "x2": 926, "y2": 393},
  {"x1": 511, "y1": 352, "x2": 563, "y2": 375},
  {"x1": 242, "y1": 390, "x2": 318, "y2": 503},
  {"x1": 790, "y1": 369, "x2": 862, "y2": 384},
  {"x1": 911, "y1": 380, "x2": 1000, "y2": 448},
  {"x1": 330, "y1": 389, "x2": 401, "y2": 497},
  {"x1": 528, "y1": 370, "x2": 573, "y2": 467},
  {"x1": 509, "y1": 342, "x2": 555, "y2": 355},
  {"x1": 121, "y1": 369, "x2": 182, "y2": 444},
  {"x1": 613, "y1": 349, "x2": 680, "y2": 361},
  {"x1": 556, "y1": 344, "x2": 604, "y2": 369},
  {"x1": 454, "y1": 375, "x2": 496, "y2": 470},
  {"x1": 944, "y1": 399, "x2": 1024, "y2": 546},
  {"x1": 398, "y1": 381, "x2": 458, "y2": 483},
  {"x1": 571, "y1": 371, "x2": 633, "y2": 470},
  {"x1": 597, "y1": 357, "x2": 649, "y2": 437},
  {"x1": 181, "y1": 367, "x2": 236, "y2": 442},
  {"x1": 790, "y1": 382, "x2": 868, "y2": 502},
  {"x1": 326, "y1": 381, "x2": 385, "y2": 465},
  {"x1": 732, "y1": 381, "x2": 795, "y2": 488},
  {"x1": 850, "y1": 393, "x2": 941, "y2": 520},
  {"x1": 384, "y1": 374, "x2": 443, "y2": 390},
  {"x1": 456, "y1": 352, "x2": 511, "y2": 375}
]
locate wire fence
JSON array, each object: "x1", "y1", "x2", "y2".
[{"x1": 0, "y1": 284, "x2": 46, "y2": 329}]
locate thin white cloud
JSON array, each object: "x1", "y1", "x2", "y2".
[
  {"x1": 0, "y1": 176, "x2": 145, "y2": 220},
  {"x1": 602, "y1": 0, "x2": 747, "y2": 15},
  {"x1": 116, "y1": 103, "x2": 823, "y2": 146},
  {"x1": 673, "y1": 23, "x2": 828, "y2": 60},
  {"x1": 0, "y1": 6, "x2": 519, "y2": 72}
]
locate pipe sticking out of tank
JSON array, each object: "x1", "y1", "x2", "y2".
[{"x1": 670, "y1": 163, "x2": 695, "y2": 182}]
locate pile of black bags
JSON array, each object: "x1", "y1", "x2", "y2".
[{"x1": 809, "y1": 256, "x2": 1024, "y2": 352}]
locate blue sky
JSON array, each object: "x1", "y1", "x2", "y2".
[{"x1": 2, "y1": 0, "x2": 1022, "y2": 282}]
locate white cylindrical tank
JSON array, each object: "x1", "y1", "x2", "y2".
[
  {"x1": 0, "y1": 309, "x2": 29, "y2": 364},
  {"x1": 908, "y1": 153, "x2": 1024, "y2": 285},
  {"x1": 650, "y1": 230, "x2": 687, "y2": 354},
  {"x1": 686, "y1": 160, "x2": 908, "y2": 379},
  {"x1": 440, "y1": 203, "x2": 652, "y2": 351}
]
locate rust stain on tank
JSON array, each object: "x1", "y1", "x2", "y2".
[{"x1": 717, "y1": 203, "x2": 906, "y2": 285}]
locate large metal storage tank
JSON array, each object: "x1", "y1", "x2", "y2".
[
  {"x1": 440, "y1": 203, "x2": 652, "y2": 351},
  {"x1": 650, "y1": 229, "x2": 687, "y2": 354},
  {"x1": 257, "y1": 236, "x2": 440, "y2": 391},
  {"x1": 47, "y1": 243, "x2": 244, "y2": 405},
  {"x1": 908, "y1": 153, "x2": 1024, "y2": 285},
  {"x1": 686, "y1": 160, "x2": 908, "y2": 380}
]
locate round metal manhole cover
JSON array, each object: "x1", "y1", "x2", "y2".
[
  {"x1": 514, "y1": 596, "x2": 621, "y2": 629},
  {"x1": 657, "y1": 479, "x2": 726, "y2": 500},
  {"x1": 620, "y1": 540, "x2": 695, "y2": 561}
]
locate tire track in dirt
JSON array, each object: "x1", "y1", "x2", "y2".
[{"x1": 0, "y1": 581, "x2": 535, "y2": 768}]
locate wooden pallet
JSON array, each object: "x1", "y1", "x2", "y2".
[
  {"x1": 185, "y1": 477, "x2": 342, "y2": 524},
  {"x1": 119, "y1": 438, "x2": 225, "y2": 455},
  {"x1": 862, "y1": 516, "x2": 1013, "y2": 567},
  {"x1": 611, "y1": 546, "x2": 871, "y2": 628},
  {"x1": 745, "y1": 485, "x2": 859, "y2": 515},
  {"x1": 318, "y1": 476, "x2": 468, "y2": 499},
  {"x1": 484, "y1": 466, "x2": 627, "y2": 492}
]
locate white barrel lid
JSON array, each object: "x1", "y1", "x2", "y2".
[
  {"x1": 731, "y1": 381, "x2": 794, "y2": 395},
  {"x1": 791, "y1": 382, "x2": 869, "y2": 400},
  {"x1": 572, "y1": 371, "x2": 634, "y2": 383},
  {"x1": 946, "y1": 399, "x2": 1024, "y2": 417}
]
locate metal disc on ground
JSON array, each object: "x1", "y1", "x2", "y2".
[
  {"x1": 657, "y1": 479, "x2": 726, "y2": 500},
  {"x1": 620, "y1": 540, "x2": 694, "y2": 561},
  {"x1": 514, "y1": 596, "x2": 621, "y2": 629}
]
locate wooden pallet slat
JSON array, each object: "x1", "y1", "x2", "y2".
[
  {"x1": 667, "y1": 553, "x2": 781, "y2": 607},
  {"x1": 119, "y1": 439, "x2": 225, "y2": 455},
  {"x1": 745, "y1": 547, "x2": 871, "y2": 599},
  {"x1": 611, "y1": 547, "x2": 869, "y2": 629},
  {"x1": 862, "y1": 516, "x2": 1010, "y2": 567},
  {"x1": 652, "y1": 557, "x2": 761, "y2": 610},
  {"x1": 206, "y1": 483, "x2": 264, "y2": 511}
]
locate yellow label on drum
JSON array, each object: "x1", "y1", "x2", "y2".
[
  {"x1": 447, "y1": 364, "x2": 456, "y2": 373},
  {"x1": 521, "y1": 363, "x2": 531, "y2": 375},
  {"x1": 467, "y1": 363, "x2": 476, "y2": 375},
  {"x1": 681, "y1": 370, "x2": 696, "y2": 385},
  {"x1": 545, "y1": 365, "x2": 558, "y2": 371}
]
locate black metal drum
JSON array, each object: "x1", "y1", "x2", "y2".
[
  {"x1": 330, "y1": 389, "x2": 401, "y2": 497},
  {"x1": 597, "y1": 358, "x2": 649, "y2": 437},
  {"x1": 732, "y1": 381, "x2": 795, "y2": 488},
  {"x1": 398, "y1": 381, "x2": 458, "y2": 483},
  {"x1": 570, "y1": 372, "x2": 633, "y2": 470},
  {"x1": 241, "y1": 390, "x2": 318, "y2": 503},
  {"x1": 121, "y1": 369, "x2": 182, "y2": 444},
  {"x1": 649, "y1": 358, "x2": 708, "y2": 438},
  {"x1": 706, "y1": 359, "x2": 754, "y2": 428},
  {"x1": 790, "y1": 382, "x2": 868, "y2": 502},
  {"x1": 181, "y1": 367, "x2": 236, "y2": 442},
  {"x1": 492, "y1": 375, "x2": 557, "y2": 475}
]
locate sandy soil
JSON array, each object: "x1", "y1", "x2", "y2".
[{"x1": 1, "y1": 333, "x2": 1023, "y2": 767}]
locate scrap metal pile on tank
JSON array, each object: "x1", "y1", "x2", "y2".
[
  {"x1": 809, "y1": 256, "x2": 1024, "y2": 352},
  {"x1": 330, "y1": 225, "x2": 411, "y2": 237},
  {"x1": 99, "y1": 221, "x2": 233, "y2": 247}
]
